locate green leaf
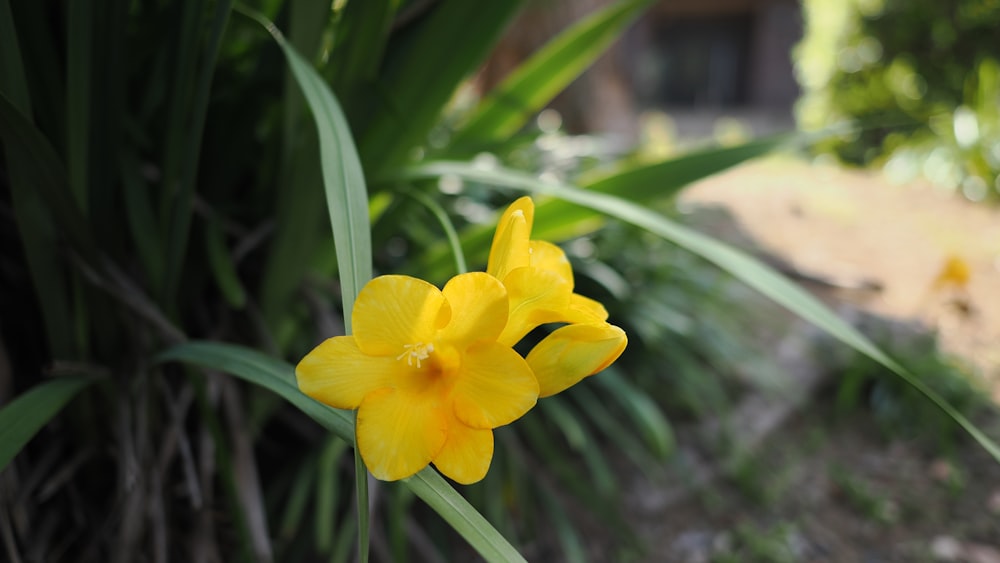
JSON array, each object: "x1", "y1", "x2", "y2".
[
  {"x1": 535, "y1": 133, "x2": 795, "y2": 242},
  {"x1": 395, "y1": 161, "x2": 1000, "y2": 464},
  {"x1": 328, "y1": 0, "x2": 401, "y2": 101},
  {"x1": 404, "y1": 469, "x2": 528, "y2": 563},
  {"x1": 0, "y1": 93, "x2": 97, "y2": 258},
  {"x1": 593, "y1": 369, "x2": 674, "y2": 459},
  {"x1": 451, "y1": 0, "x2": 653, "y2": 151},
  {"x1": 315, "y1": 435, "x2": 349, "y2": 554},
  {"x1": 161, "y1": 0, "x2": 233, "y2": 306},
  {"x1": 121, "y1": 149, "x2": 166, "y2": 285},
  {"x1": 241, "y1": 9, "x2": 376, "y2": 559},
  {"x1": 257, "y1": 0, "x2": 331, "y2": 328},
  {"x1": 204, "y1": 216, "x2": 248, "y2": 309},
  {"x1": 403, "y1": 135, "x2": 791, "y2": 280},
  {"x1": 278, "y1": 456, "x2": 316, "y2": 540},
  {"x1": 158, "y1": 341, "x2": 526, "y2": 562},
  {"x1": 357, "y1": 0, "x2": 524, "y2": 171},
  {"x1": 157, "y1": 341, "x2": 354, "y2": 440},
  {"x1": 66, "y1": 0, "x2": 92, "y2": 214},
  {"x1": 0, "y1": 377, "x2": 95, "y2": 471},
  {"x1": 0, "y1": 92, "x2": 93, "y2": 358},
  {"x1": 0, "y1": 0, "x2": 32, "y2": 112},
  {"x1": 402, "y1": 188, "x2": 468, "y2": 275},
  {"x1": 243, "y1": 7, "x2": 373, "y2": 328}
]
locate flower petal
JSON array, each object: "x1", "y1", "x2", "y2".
[
  {"x1": 352, "y1": 275, "x2": 450, "y2": 356},
  {"x1": 452, "y1": 342, "x2": 538, "y2": 429},
  {"x1": 526, "y1": 323, "x2": 627, "y2": 398},
  {"x1": 497, "y1": 267, "x2": 572, "y2": 346},
  {"x1": 565, "y1": 293, "x2": 609, "y2": 323},
  {"x1": 356, "y1": 387, "x2": 448, "y2": 481},
  {"x1": 529, "y1": 240, "x2": 573, "y2": 287},
  {"x1": 296, "y1": 336, "x2": 395, "y2": 409},
  {"x1": 486, "y1": 198, "x2": 533, "y2": 281},
  {"x1": 433, "y1": 416, "x2": 494, "y2": 485},
  {"x1": 438, "y1": 272, "x2": 508, "y2": 347}
]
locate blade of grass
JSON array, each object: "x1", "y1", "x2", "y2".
[
  {"x1": 257, "y1": 0, "x2": 330, "y2": 328},
  {"x1": 328, "y1": 0, "x2": 401, "y2": 102},
  {"x1": 0, "y1": 377, "x2": 95, "y2": 471},
  {"x1": 65, "y1": 0, "x2": 92, "y2": 214},
  {"x1": 396, "y1": 160, "x2": 1000, "y2": 463},
  {"x1": 204, "y1": 216, "x2": 248, "y2": 309},
  {"x1": 535, "y1": 482, "x2": 587, "y2": 563},
  {"x1": 399, "y1": 134, "x2": 792, "y2": 280},
  {"x1": 240, "y1": 6, "x2": 373, "y2": 323},
  {"x1": 592, "y1": 368, "x2": 674, "y2": 459},
  {"x1": 158, "y1": 341, "x2": 528, "y2": 563},
  {"x1": 189, "y1": 374, "x2": 258, "y2": 563},
  {"x1": 450, "y1": 0, "x2": 653, "y2": 152},
  {"x1": 405, "y1": 469, "x2": 528, "y2": 563},
  {"x1": 533, "y1": 133, "x2": 797, "y2": 242},
  {"x1": 279, "y1": 455, "x2": 316, "y2": 540},
  {"x1": 0, "y1": 94, "x2": 98, "y2": 259},
  {"x1": 357, "y1": 0, "x2": 524, "y2": 171},
  {"x1": 401, "y1": 188, "x2": 468, "y2": 275},
  {"x1": 85, "y1": 0, "x2": 127, "y2": 251},
  {"x1": 162, "y1": 0, "x2": 233, "y2": 306},
  {"x1": 157, "y1": 342, "x2": 354, "y2": 440},
  {"x1": 0, "y1": 0, "x2": 31, "y2": 111},
  {"x1": 0, "y1": 92, "x2": 92, "y2": 358},
  {"x1": 239, "y1": 11, "x2": 375, "y2": 557},
  {"x1": 353, "y1": 433, "x2": 369, "y2": 563},
  {"x1": 316, "y1": 435, "x2": 348, "y2": 554},
  {"x1": 0, "y1": 7, "x2": 84, "y2": 359},
  {"x1": 121, "y1": 149, "x2": 167, "y2": 285}
]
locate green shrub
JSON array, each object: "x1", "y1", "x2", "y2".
[{"x1": 795, "y1": 0, "x2": 1000, "y2": 201}]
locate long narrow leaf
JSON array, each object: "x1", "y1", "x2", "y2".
[
  {"x1": 157, "y1": 341, "x2": 527, "y2": 563},
  {"x1": 242, "y1": 7, "x2": 373, "y2": 325},
  {"x1": 357, "y1": 0, "x2": 524, "y2": 171},
  {"x1": 0, "y1": 92, "x2": 91, "y2": 357},
  {"x1": 405, "y1": 469, "x2": 528, "y2": 563},
  {"x1": 395, "y1": 161, "x2": 1000, "y2": 463},
  {"x1": 162, "y1": 0, "x2": 233, "y2": 305},
  {"x1": 451, "y1": 0, "x2": 653, "y2": 150},
  {"x1": 157, "y1": 342, "x2": 354, "y2": 440},
  {"x1": 396, "y1": 135, "x2": 790, "y2": 280},
  {"x1": 0, "y1": 377, "x2": 95, "y2": 471},
  {"x1": 241, "y1": 9, "x2": 376, "y2": 560},
  {"x1": 257, "y1": 0, "x2": 330, "y2": 327},
  {"x1": 329, "y1": 0, "x2": 401, "y2": 101},
  {"x1": 66, "y1": 0, "x2": 92, "y2": 214},
  {"x1": 0, "y1": 94, "x2": 97, "y2": 259}
]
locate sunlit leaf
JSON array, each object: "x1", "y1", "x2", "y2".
[{"x1": 395, "y1": 160, "x2": 1000, "y2": 464}]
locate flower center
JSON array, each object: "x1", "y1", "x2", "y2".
[{"x1": 396, "y1": 342, "x2": 435, "y2": 368}]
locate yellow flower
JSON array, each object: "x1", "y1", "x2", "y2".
[
  {"x1": 296, "y1": 273, "x2": 539, "y2": 484},
  {"x1": 932, "y1": 254, "x2": 971, "y2": 290},
  {"x1": 487, "y1": 196, "x2": 627, "y2": 396}
]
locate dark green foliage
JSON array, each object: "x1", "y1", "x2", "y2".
[{"x1": 835, "y1": 326, "x2": 987, "y2": 450}]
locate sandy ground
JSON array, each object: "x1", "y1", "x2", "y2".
[
  {"x1": 596, "y1": 157, "x2": 1000, "y2": 562},
  {"x1": 679, "y1": 157, "x2": 1000, "y2": 399}
]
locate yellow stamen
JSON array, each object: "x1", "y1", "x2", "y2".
[{"x1": 397, "y1": 342, "x2": 434, "y2": 368}]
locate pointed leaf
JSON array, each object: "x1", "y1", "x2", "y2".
[
  {"x1": 0, "y1": 377, "x2": 95, "y2": 471},
  {"x1": 158, "y1": 341, "x2": 527, "y2": 563},
  {"x1": 395, "y1": 161, "x2": 1000, "y2": 464},
  {"x1": 452, "y1": 0, "x2": 653, "y2": 149}
]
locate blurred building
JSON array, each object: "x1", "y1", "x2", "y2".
[
  {"x1": 479, "y1": 0, "x2": 802, "y2": 143},
  {"x1": 640, "y1": 0, "x2": 801, "y2": 109}
]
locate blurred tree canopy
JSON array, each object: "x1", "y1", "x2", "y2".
[{"x1": 795, "y1": 0, "x2": 1000, "y2": 201}]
